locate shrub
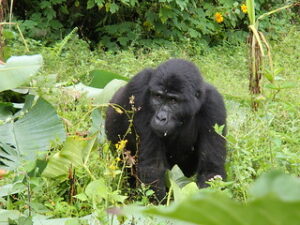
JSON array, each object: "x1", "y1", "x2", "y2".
[{"x1": 11, "y1": 0, "x2": 298, "y2": 49}]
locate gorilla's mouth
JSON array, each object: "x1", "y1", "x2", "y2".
[
  {"x1": 150, "y1": 119, "x2": 177, "y2": 138},
  {"x1": 153, "y1": 129, "x2": 170, "y2": 138}
]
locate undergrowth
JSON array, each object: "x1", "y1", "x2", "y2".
[{"x1": 1, "y1": 25, "x2": 300, "y2": 223}]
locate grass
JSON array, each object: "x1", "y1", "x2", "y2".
[{"x1": 1, "y1": 25, "x2": 300, "y2": 223}]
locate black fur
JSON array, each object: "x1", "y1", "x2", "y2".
[{"x1": 105, "y1": 59, "x2": 226, "y2": 200}]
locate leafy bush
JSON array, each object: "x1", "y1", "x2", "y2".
[{"x1": 12, "y1": 0, "x2": 298, "y2": 49}]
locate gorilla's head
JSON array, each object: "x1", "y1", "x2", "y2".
[{"x1": 148, "y1": 59, "x2": 206, "y2": 137}]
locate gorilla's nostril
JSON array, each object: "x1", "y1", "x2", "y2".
[{"x1": 156, "y1": 114, "x2": 167, "y2": 122}]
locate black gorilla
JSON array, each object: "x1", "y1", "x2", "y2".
[{"x1": 105, "y1": 59, "x2": 226, "y2": 200}]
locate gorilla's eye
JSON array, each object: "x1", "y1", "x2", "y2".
[
  {"x1": 153, "y1": 92, "x2": 163, "y2": 99},
  {"x1": 170, "y1": 97, "x2": 177, "y2": 103}
]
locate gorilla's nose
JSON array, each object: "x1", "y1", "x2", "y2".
[{"x1": 155, "y1": 111, "x2": 167, "y2": 124}]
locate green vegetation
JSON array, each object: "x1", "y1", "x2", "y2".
[
  {"x1": 0, "y1": 0, "x2": 300, "y2": 224},
  {"x1": 11, "y1": 0, "x2": 299, "y2": 49}
]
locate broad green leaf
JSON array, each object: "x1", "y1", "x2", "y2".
[
  {"x1": 181, "y1": 182, "x2": 199, "y2": 197},
  {"x1": 123, "y1": 171, "x2": 300, "y2": 225},
  {"x1": 279, "y1": 82, "x2": 297, "y2": 89},
  {"x1": 94, "y1": 79, "x2": 127, "y2": 104},
  {"x1": 89, "y1": 70, "x2": 128, "y2": 89},
  {"x1": 65, "y1": 82, "x2": 103, "y2": 100},
  {"x1": 250, "y1": 170, "x2": 300, "y2": 201},
  {"x1": 0, "y1": 211, "x2": 95, "y2": 225},
  {"x1": 0, "y1": 142, "x2": 20, "y2": 169},
  {"x1": 166, "y1": 165, "x2": 195, "y2": 201},
  {"x1": 0, "y1": 97, "x2": 66, "y2": 170},
  {"x1": 42, "y1": 135, "x2": 96, "y2": 178},
  {"x1": 0, "y1": 210, "x2": 22, "y2": 223},
  {"x1": 125, "y1": 193, "x2": 248, "y2": 225},
  {"x1": 65, "y1": 79, "x2": 127, "y2": 104},
  {"x1": 167, "y1": 165, "x2": 194, "y2": 189},
  {"x1": 89, "y1": 109, "x2": 107, "y2": 143},
  {"x1": 0, "y1": 182, "x2": 27, "y2": 197},
  {"x1": 85, "y1": 179, "x2": 109, "y2": 200},
  {"x1": 265, "y1": 82, "x2": 296, "y2": 90},
  {"x1": 0, "y1": 55, "x2": 43, "y2": 92},
  {"x1": 85, "y1": 179, "x2": 127, "y2": 204},
  {"x1": 265, "y1": 83, "x2": 278, "y2": 90},
  {"x1": 125, "y1": 191, "x2": 300, "y2": 225}
]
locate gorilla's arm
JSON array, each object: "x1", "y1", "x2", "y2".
[
  {"x1": 105, "y1": 69, "x2": 154, "y2": 153},
  {"x1": 196, "y1": 84, "x2": 227, "y2": 187},
  {"x1": 136, "y1": 134, "x2": 168, "y2": 201}
]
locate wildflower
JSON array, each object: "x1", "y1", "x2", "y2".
[
  {"x1": 129, "y1": 95, "x2": 135, "y2": 105},
  {"x1": 214, "y1": 12, "x2": 224, "y2": 23},
  {"x1": 115, "y1": 139, "x2": 128, "y2": 151},
  {"x1": 208, "y1": 175, "x2": 223, "y2": 182},
  {"x1": 116, "y1": 157, "x2": 121, "y2": 162},
  {"x1": 241, "y1": 4, "x2": 248, "y2": 13},
  {"x1": 109, "y1": 164, "x2": 117, "y2": 170}
]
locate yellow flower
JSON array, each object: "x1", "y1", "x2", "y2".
[
  {"x1": 115, "y1": 139, "x2": 128, "y2": 151},
  {"x1": 214, "y1": 12, "x2": 224, "y2": 23},
  {"x1": 116, "y1": 157, "x2": 121, "y2": 162},
  {"x1": 109, "y1": 164, "x2": 117, "y2": 170},
  {"x1": 241, "y1": 4, "x2": 248, "y2": 13}
]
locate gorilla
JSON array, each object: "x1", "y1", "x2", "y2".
[{"x1": 105, "y1": 59, "x2": 226, "y2": 200}]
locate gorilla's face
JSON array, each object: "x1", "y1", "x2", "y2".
[{"x1": 148, "y1": 59, "x2": 205, "y2": 137}]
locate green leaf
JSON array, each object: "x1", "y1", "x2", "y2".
[
  {"x1": 279, "y1": 82, "x2": 297, "y2": 89},
  {"x1": 0, "y1": 102, "x2": 13, "y2": 121},
  {"x1": 246, "y1": 0, "x2": 255, "y2": 25},
  {"x1": 123, "y1": 171, "x2": 300, "y2": 225},
  {"x1": 167, "y1": 165, "x2": 198, "y2": 202},
  {"x1": 87, "y1": 0, "x2": 95, "y2": 9},
  {"x1": 250, "y1": 170, "x2": 300, "y2": 201},
  {"x1": 265, "y1": 82, "x2": 296, "y2": 90},
  {"x1": 0, "y1": 97, "x2": 66, "y2": 170},
  {"x1": 118, "y1": 37, "x2": 129, "y2": 46},
  {"x1": 3, "y1": 29, "x2": 15, "y2": 40},
  {"x1": 74, "y1": 193, "x2": 88, "y2": 202},
  {"x1": 0, "y1": 55, "x2": 43, "y2": 92},
  {"x1": 0, "y1": 182, "x2": 27, "y2": 197},
  {"x1": 94, "y1": 79, "x2": 127, "y2": 104},
  {"x1": 263, "y1": 71, "x2": 274, "y2": 83},
  {"x1": 89, "y1": 109, "x2": 106, "y2": 143},
  {"x1": 65, "y1": 82, "x2": 103, "y2": 100},
  {"x1": 89, "y1": 70, "x2": 128, "y2": 89},
  {"x1": 265, "y1": 83, "x2": 278, "y2": 90},
  {"x1": 42, "y1": 135, "x2": 96, "y2": 178},
  {"x1": 85, "y1": 179, "x2": 109, "y2": 200},
  {"x1": 0, "y1": 210, "x2": 22, "y2": 223},
  {"x1": 65, "y1": 79, "x2": 127, "y2": 104},
  {"x1": 168, "y1": 165, "x2": 194, "y2": 189},
  {"x1": 109, "y1": 3, "x2": 119, "y2": 13}
]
